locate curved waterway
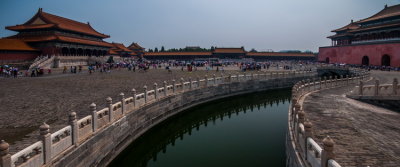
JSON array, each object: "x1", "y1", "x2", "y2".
[{"x1": 109, "y1": 89, "x2": 291, "y2": 167}]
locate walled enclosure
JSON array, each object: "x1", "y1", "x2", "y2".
[{"x1": 0, "y1": 71, "x2": 315, "y2": 167}]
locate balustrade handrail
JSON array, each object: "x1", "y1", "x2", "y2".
[
  {"x1": 288, "y1": 68, "x2": 370, "y2": 167},
  {"x1": 1, "y1": 69, "x2": 319, "y2": 167}
]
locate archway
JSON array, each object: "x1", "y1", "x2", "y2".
[
  {"x1": 62, "y1": 47, "x2": 69, "y2": 56},
  {"x1": 381, "y1": 54, "x2": 390, "y2": 66},
  {"x1": 77, "y1": 48, "x2": 83, "y2": 56},
  {"x1": 361, "y1": 56, "x2": 369, "y2": 66},
  {"x1": 325, "y1": 57, "x2": 330, "y2": 64},
  {"x1": 70, "y1": 48, "x2": 77, "y2": 56}
]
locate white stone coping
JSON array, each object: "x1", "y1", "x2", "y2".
[
  {"x1": 136, "y1": 93, "x2": 145, "y2": 99},
  {"x1": 96, "y1": 108, "x2": 109, "y2": 117},
  {"x1": 298, "y1": 123, "x2": 305, "y2": 133},
  {"x1": 328, "y1": 159, "x2": 342, "y2": 167},
  {"x1": 124, "y1": 97, "x2": 134, "y2": 103},
  {"x1": 51, "y1": 126, "x2": 71, "y2": 142},
  {"x1": 77, "y1": 115, "x2": 92, "y2": 128},
  {"x1": 11, "y1": 141, "x2": 43, "y2": 166},
  {"x1": 307, "y1": 137, "x2": 322, "y2": 157}
]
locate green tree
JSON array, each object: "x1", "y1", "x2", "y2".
[
  {"x1": 161, "y1": 46, "x2": 165, "y2": 52},
  {"x1": 154, "y1": 47, "x2": 159, "y2": 52}
]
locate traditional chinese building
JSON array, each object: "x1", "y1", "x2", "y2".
[
  {"x1": 128, "y1": 42, "x2": 145, "y2": 58},
  {"x1": 145, "y1": 51, "x2": 212, "y2": 60},
  {"x1": 110, "y1": 42, "x2": 132, "y2": 57},
  {"x1": 0, "y1": 8, "x2": 112, "y2": 67},
  {"x1": 319, "y1": 4, "x2": 400, "y2": 67},
  {"x1": 246, "y1": 52, "x2": 315, "y2": 61},
  {"x1": 144, "y1": 47, "x2": 315, "y2": 61},
  {"x1": 0, "y1": 39, "x2": 40, "y2": 65},
  {"x1": 212, "y1": 47, "x2": 246, "y2": 59}
]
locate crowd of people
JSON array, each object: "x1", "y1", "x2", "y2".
[
  {"x1": 1, "y1": 58, "x2": 399, "y2": 79},
  {"x1": 0, "y1": 65, "x2": 19, "y2": 78}
]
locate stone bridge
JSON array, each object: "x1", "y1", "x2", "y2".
[
  {"x1": 0, "y1": 71, "x2": 315, "y2": 167},
  {"x1": 316, "y1": 66, "x2": 352, "y2": 78}
]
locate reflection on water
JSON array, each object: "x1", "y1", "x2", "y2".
[{"x1": 109, "y1": 89, "x2": 291, "y2": 167}]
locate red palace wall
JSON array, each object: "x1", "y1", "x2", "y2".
[{"x1": 318, "y1": 43, "x2": 400, "y2": 67}]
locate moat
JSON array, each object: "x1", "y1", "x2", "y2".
[{"x1": 109, "y1": 89, "x2": 291, "y2": 167}]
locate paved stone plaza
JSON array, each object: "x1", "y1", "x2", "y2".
[
  {"x1": 0, "y1": 66, "x2": 301, "y2": 153},
  {"x1": 303, "y1": 71, "x2": 400, "y2": 167}
]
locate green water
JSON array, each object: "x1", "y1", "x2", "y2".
[{"x1": 109, "y1": 89, "x2": 291, "y2": 167}]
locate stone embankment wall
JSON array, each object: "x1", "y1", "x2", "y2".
[
  {"x1": 346, "y1": 78, "x2": 399, "y2": 111},
  {"x1": 347, "y1": 78, "x2": 399, "y2": 100},
  {"x1": 286, "y1": 69, "x2": 369, "y2": 167},
  {"x1": 0, "y1": 71, "x2": 314, "y2": 167}
]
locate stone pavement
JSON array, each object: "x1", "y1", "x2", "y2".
[{"x1": 302, "y1": 70, "x2": 400, "y2": 167}]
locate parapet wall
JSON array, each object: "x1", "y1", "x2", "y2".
[
  {"x1": 286, "y1": 69, "x2": 369, "y2": 167},
  {"x1": 0, "y1": 71, "x2": 314, "y2": 167}
]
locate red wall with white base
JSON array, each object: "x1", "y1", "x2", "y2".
[{"x1": 318, "y1": 43, "x2": 400, "y2": 67}]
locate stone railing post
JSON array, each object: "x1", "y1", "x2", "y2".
[
  {"x1": 163, "y1": 81, "x2": 168, "y2": 96},
  {"x1": 393, "y1": 78, "x2": 398, "y2": 95},
  {"x1": 40, "y1": 122, "x2": 51, "y2": 164},
  {"x1": 106, "y1": 97, "x2": 113, "y2": 121},
  {"x1": 340, "y1": 75, "x2": 344, "y2": 86},
  {"x1": 172, "y1": 80, "x2": 176, "y2": 93},
  {"x1": 220, "y1": 74, "x2": 224, "y2": 83},
  {"x1": 213, "y1": 74, "x2": 216, "y2": 85},
  {"x1": 90, "y1": 103, "x2": 97, "y2": 132},
  {"x1": 334, "y1": 76, "x2": 338, "y2": 87},
  {"x1": 346, "y1": 75, "x2": 350, "y2": 85},
  {"x1": 321, "y1": 136, "x2": 336, "y2": 167},
  {"x1": 237, "y1": 73, "x2": 240, "y2": 81},
  {"x1": 319, "y1": 78, "x2": 322, "y2": 90},
  {"x1": 143, "y1": 86, "x2": 148, "y2": 103},
  {"x1": 154, "y1": 83, "x2": 158, "y2": 99},
  {"x1": 296, "y1": 110, "x2": 305, "y2": 141},
  {"x1": 324, "y1": 76, "x2": 327, "y2": 88},
  {"x1": 293, "y1": 103, "x2": 301, "y2": 122},
  {"x1": 298, "y1": 110, "x2": 305, "y2": 125},
  {"x1": 180, "y1": 78, "x2": 185, "y2": 91},
  {"x1": 304, "y1": 120, "x2": 313, "y2": 159},
  {"x1": 120, "y1": 93, "x2": 125, "y2": 114},
  {"x1": 228, "y1": 74, "x2": 232, "y2": 83},
  {"x1": 359, "y1": 81, "x2": 363, "y2": 95},
  {"x1": 0, "y1": 140, "x2": 11, "y2": 167},
  {"x1": 189, "y1": 77, "x2": 193, "y2": 90},
  {"x1": 196, "y1": 76, "x2": 200, "y2": 88},
  {"x1": 132, "y1": 88, "x2": 136, "y2": 107},
  {"x1": 69, "y1": 112, "x2": 79, "y2": 146},
  {"x1": 251, "y1": 73, "x2": 254, "y2": 80},
  {"x1": 374, "y1": 79, "x2": 379, "y2": 96},
  {"x1": 204, "y1": 75, "x2": 208, "y2": 87}
]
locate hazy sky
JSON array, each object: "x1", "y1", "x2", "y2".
[{"x1": 0, "y1": 0, "x2": 399, "y2": 52}]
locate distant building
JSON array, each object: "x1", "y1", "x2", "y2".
[
  {"x1": 144, "y1": 47, "x2": 315, "y2": 61},
  {"x1": 212, "y1": 47, "x2": 247, "y2": 59},
  {"x1": 110, "y1": 42, "x2": 133, "y2": 57},
  {"x1": 246, "y1": 52, "x2": 315, "y2": 61},
  {"x1": 128, "y1": 42, "x2": 145, "y2": 58},
  {"x1": 319, "y1": 4, "x2": 400, "y2": 67}
]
